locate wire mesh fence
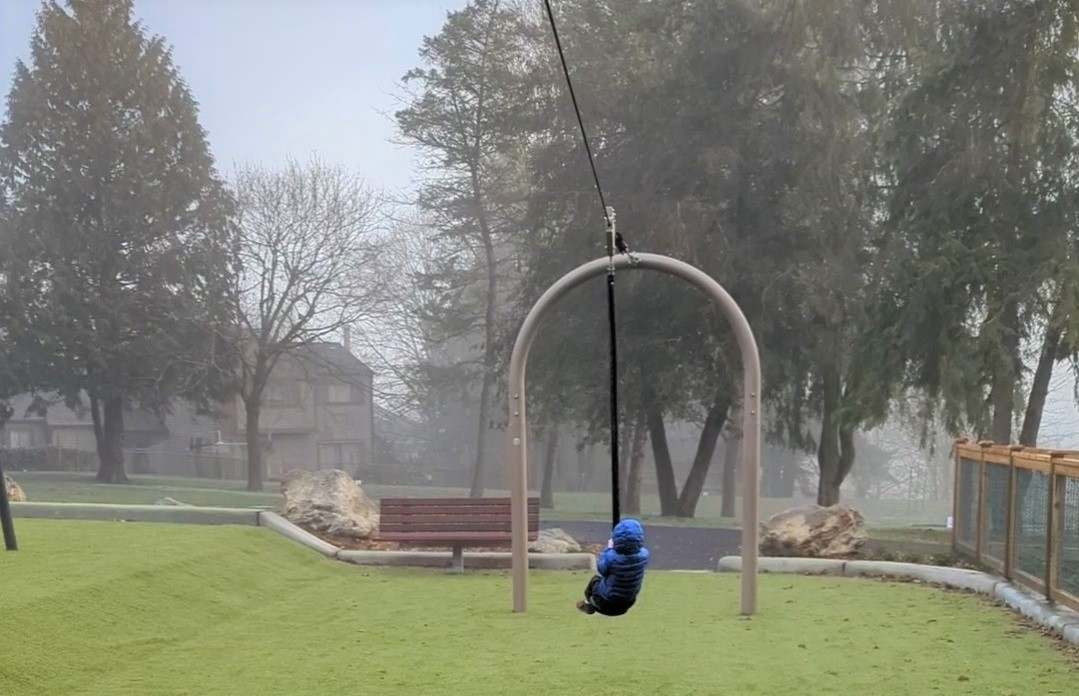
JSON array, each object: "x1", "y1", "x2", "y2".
[
  {"x1": 981, "y1": 462, "x2": 1009, "y2": 572},
  {"x1": 953, "y1": 440, "x2": 1079, "y2": 609},
  {"x1": 1058, "y1": 477, "x2": 1079, "y2": 598},
  {"x1": 956, "y1": 455, "x2": 978, "y2": 548}
]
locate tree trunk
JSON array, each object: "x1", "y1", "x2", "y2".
[
  {"x1": 1003, "y1": 318, "x2": 1061, "y2": 535},
  {"x1": 618, "y1": 418, "x2": 632, "y2": 496},
  {"x1": 89, "y1": 393, "x2": 106, "y2": 469},
  {"x1": 469, "y1": 367, "x2": 494, "y2": 497},
  {"x1": 762, "y1": 445, "x2": 798, "y2": 498},
  {"x1": 584, "y1": 441, "x2": 601, "y2": 491},
  {"x1": 1019, "y1": 323, "x2": 1061, "y2": 447},
  {"x1": 468, "y1": 163, "x2": 498, "y2": 498},
  {"x1": 676, "y1": 394, "x2": 732, "y2": 517},
  {"x1": 575, "y1": 436, "x2": 588, "y2": 492},
  {"x1": 778, "y1": 449, "x2": 799, "y2": 498},
  {"x1": 95, "y1": 395, "x2": 128, "y2": 484},
  {"x1": 816, "y1": 361, "x2": 843, "y2": 507},
  {"x1": 624, "y1": 413, "x2": 647, "y2": 516},
  {"x1": 837, "y1": 422, "x2": 855, "y2": 494},
  {"x1": 245, "y1": 400, "x2": 263, "y2": 491},
  {"x1": 540, "y1": 427, "x2": 559, "y2": 509},
  {"x1": 989, "y1": 298, "x2": 1021, "y2": 444},
  {"x1": 720, "y1": 427, "x2": 741, "y2": 518},
  {"x1": 646, "y1": 404, "x2": 678, "y2": 516}
]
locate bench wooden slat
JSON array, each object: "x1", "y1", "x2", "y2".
[
  {"x1": 380, "y1": 522, "x2": 529, "y2": 533},
  {"x1": 375, "y1": 496, "x2": 540, "y2": 552},
  {"x1": 377, "y1": 531, "x2": 539, "y2": 543},
  {"x1": 380, "y1": 504, "x2": 538, "y2": 513},
  {"x1": 381, "y1": 517, "x2": 539, "y2": 528},
  {"x1": 380, "y1": 523, "x2": 537, "y2": 532},
  {"x1": 380, "y1": 497, "x2": 540, "y2": 506},
  {"x1": 384, "y1": 507, "x2": 543, "y2": 517},
  {"x1": 380, "y1": 506, "x2": 535, "y2": 517}
]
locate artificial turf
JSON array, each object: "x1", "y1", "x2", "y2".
[{"x1": 0, "y1": 519, "x2": 1074, "y2": 695}]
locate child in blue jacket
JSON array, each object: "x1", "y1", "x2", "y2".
[{"x1": 576, "y1": 518, "x2": 649, "y2": 616}]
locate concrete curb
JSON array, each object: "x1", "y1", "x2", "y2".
[
  {"x1": 335, "y1": 548, "x2": 595, "y2": 571},
  {"x1": 844, "y1": 560, "x2": 1001, "y2": 595},
  {"x1": 992, "y1": 583, "x2": 1079, "y2": 635},
  {"x1": 717, "y1": 556, "x2": 847, "y2": 575},
  {"x1": 13, "y1": 502, "x2": 595, "y2": 572},
  {"x1": 10, "y1": 501, "x2": 261, "y2": 525},
  {"x1": 256, "y1": 511, "x2": 339, "y2": 557},
  {"x1": 255, "y1": 510, "x2": 595, "y2": 572},
  {"x1": 717, "y1": 555, "x2": 1079, "y2": 646}
]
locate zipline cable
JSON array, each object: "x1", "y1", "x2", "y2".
[
  {"x1": 541, "y1": 0, "x2": 622, "y2": 529},
  {"x1": 541, "y1": 0, "x2": 611, "y2": 228}
]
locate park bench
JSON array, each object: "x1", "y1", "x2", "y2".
[{"x1": 377, "y1": 496, "x2": 539, "y2": 572}]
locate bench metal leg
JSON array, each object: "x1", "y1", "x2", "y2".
[{"x1": 451, "y1": 545, "x2": 464, "y2": 573}]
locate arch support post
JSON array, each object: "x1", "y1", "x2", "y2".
[{"x1": 506, "y1": 253, "x2": 761, "y2": 615}]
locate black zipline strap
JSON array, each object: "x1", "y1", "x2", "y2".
[
  {"x1": 607, "y1": 265, "x2": 621, "y2": 528},
  {"x1": 542, "y1": 0, "x2": 623, "y2": 529},
  {"x1": 542, "y1": 0, "x2": 611, "y2": 230}
]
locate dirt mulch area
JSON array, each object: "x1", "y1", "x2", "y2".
[{"x1": 299, "y1": 524, "x2": 602, "y2": 556}]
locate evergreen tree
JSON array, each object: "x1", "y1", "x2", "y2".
[
  {"x1": 883, "y1": 0, "x2": 1079, "y2": 444},
  {"x1": 0, "y1": 0, "x2": 236, "y2": 482},
  {"x1": 395, "y1": 0, "x2": 537, "y2": 496}
]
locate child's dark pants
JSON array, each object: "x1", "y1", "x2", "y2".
[{"x1": 582, "y1": 575, "x2": 634, "y2": 616}]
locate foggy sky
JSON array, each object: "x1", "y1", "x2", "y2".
[
  {"x1": 2, "y1": 0, "x2": 1078, "y2": 448},
  {"x1": 0, "y1": 0, "x2": 469, "y2": 195}
]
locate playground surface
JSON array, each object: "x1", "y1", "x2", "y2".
[{"x1": 0, "y1": 519, "x2": 1074, "y2": 696}]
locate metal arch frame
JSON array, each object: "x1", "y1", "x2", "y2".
[{"x1": 506, "y1": 253, "x2": 761, "y2": 615}]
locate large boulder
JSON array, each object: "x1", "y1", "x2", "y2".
[
  {"x1": 281, "y1": 469, "x2": 379, "y2": 538},
  {"x1": 759, "y1": 504, "x2": 866, "y2": 558},
  {"x1": 3, "y1": 474, "x2": 26, "y2": 502},
  {"x1": 529, "y1": 528, "x2": 581, "y2": 554}
]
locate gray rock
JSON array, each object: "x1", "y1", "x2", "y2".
[
  {"x1": 758, "y1": 503, "x2": 867, "y2": 558},
  {"x1": 3, "y1": 474, "x2": 26, "y2": 502},
  {"x1": 529, "y1": 527, "x2": 581, "y2": 554},
  {"x1": 280, "y1": 468, "x2": 379, "y2": 539}
]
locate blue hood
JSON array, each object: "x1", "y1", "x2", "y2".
[{"x1": 611, "y1": 518, "x2": 644, "y2": 554}]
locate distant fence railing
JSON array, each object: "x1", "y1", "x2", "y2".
[
  {"x1": 0, "y1": 446, "x2": 97, "y2": 473},
  {"x1": 952, "y1": 439, "x2": 1079, "y2": 611}
]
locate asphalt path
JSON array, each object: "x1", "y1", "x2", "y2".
[{"x1": 543, "y1": 520, "x2": 741, "y2": 570}]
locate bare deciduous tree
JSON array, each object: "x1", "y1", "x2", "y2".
[
  {"x1": 352, "y1": 215, "x2": 451, "y2": 421},
  {"x1": 230, "y1": 157, "x2": 384, "y2": 490}
]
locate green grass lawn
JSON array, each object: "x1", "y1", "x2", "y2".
[
  {"x1": 866, "y1": 525, "x2": 951, "y2": 545},
  {"x1": 12, "y1": 472, "x2": 282, "y2": 508},
  {"x1": 12, "y1": 472, "x2": 948, "y2": 525},
  {"x1": 9, "y1": 473, "x2": 952, "y2": 549},
  {"x1": 0, "y1": 519, "x2": 1073, "y2": 695},
  {"x1": 364, "y1": 484, "x2": 951, "y2": 528}
]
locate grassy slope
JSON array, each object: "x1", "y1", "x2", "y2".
[{"x1": 0, "y1": 520, "x2": 1073, "y2": 695}]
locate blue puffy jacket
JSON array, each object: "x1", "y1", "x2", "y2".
[{"x1": 593, "y1": 518, "x2": 649, "y2": 609}]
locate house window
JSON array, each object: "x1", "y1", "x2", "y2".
[
  {"x1": 7, "y1": 428, "x2": 36, "y2": 448},
  {"x1": 324, "y1": 384, "x2": 356, "y2": 404},
  {"x1": 264, "y1": 381, "x2": 298, "y2": 407},
  {"x1": 319, "y1": 441, "x2": 364, "y2": 469}
]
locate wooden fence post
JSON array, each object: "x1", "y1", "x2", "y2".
[
  {"x1": 977, "y1": 440, "x2": 991, "y2": 563},
  {"x1": 1046, "y1": 451, "x2": 1063, "y2": 602},
  {"x1": 1005, "y1": 445, "x2": 1022, "y2": 580},
  {"x1": 952, "y1": 438, "x2": 967, "y2": 550}
]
